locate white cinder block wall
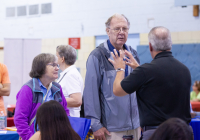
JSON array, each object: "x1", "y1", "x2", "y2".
[
  {"x1": 0, "y1": 0, "x2": 200, "y2": 105},
  {"x1": 0, "y1": 0, "x2": 200, "y2": 40}
]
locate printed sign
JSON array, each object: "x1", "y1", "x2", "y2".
[{"x1": 69, "y1": 38, "x2": 80, "y2": 49}]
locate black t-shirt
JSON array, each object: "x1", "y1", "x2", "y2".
[{"x1": 121, "y1": 51, "x2": 191, "y2": 127}]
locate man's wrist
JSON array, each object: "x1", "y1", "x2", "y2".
[{"x1": 116, "y1": 68, "x2": 125, "y2": 72}]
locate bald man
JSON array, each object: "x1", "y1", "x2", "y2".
[{"x1": 109, "y1": 26, "x2": 191, "y2": 140}]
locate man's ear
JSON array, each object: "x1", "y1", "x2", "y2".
[
  {"x1": 149, "y1": 43, "x2": 153, "y2": 52},
  {"x1": 106, "y1": 28, "x2": 110, "y2": 36}
]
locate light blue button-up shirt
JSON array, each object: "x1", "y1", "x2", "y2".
[
  {"x1": 38, "y1": 79, "x2": 54, "y2": 102},
  {"x1": 36, "y1": 79, "x2": 54, "y2": 130}
]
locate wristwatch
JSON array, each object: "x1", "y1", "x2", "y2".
[{"x1": 116, "y1": 68, "x2": 125, "y2": 72}]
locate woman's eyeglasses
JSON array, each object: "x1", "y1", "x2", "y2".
[{"x1": 47, "y1": 63, "x2": 60, "y2": 68}]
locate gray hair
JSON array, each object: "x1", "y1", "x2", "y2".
[
  {"x1": 105, "y1": 14, "x2": 130, "y2": 28},
  {"x1": 56, "y1": 45, "x2": 77, "y2": 65},
  {"x1": 148, "y1": 26, "x2": 172, "y2": 51}
]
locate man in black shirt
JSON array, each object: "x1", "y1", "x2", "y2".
[{"x1": 108, "y1": 26, "x2": 191, "y2": 140}]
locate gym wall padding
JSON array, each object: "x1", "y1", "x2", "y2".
[{"x1": 137, "y1": 44, "x2": 200, "y2": 89}]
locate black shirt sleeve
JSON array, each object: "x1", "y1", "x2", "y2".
[{"x1": 121, "y1": 66, "x2": 146, "y2": 94}]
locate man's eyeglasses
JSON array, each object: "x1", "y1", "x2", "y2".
[
  {"x1": 47, "y1": 63, "x2": 60, "y2": 68},
  {"x1": 109, "y1": 27, "x2": 129, "y2": 33}
]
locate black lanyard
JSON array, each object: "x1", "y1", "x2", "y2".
[{"x1": 57, "y1": 72, "x2": 67, "y2": 84}]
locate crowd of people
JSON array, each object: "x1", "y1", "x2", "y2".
[{"x1": 0, "y1": 13, "x2": 197, "y2": 140}]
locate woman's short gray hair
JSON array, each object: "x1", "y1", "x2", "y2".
[
  {"x1": 105, "y1": 14, "x2": 130, "y2": 28},
  {"x1": 148, "y1": 26, "x2": 172, "y2": 51},
  {"x1": 56, "y1": 45, "x2": 77, "y2": 65}
]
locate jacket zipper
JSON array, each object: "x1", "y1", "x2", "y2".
[
  {"x1": 128, "y1": 61, "x2": 134, "y2": 130},
  {"x1": 129, "y1": 94, "x2": 133, "y2": 129}
]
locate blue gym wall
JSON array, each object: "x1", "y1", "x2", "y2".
[{"x1": 137, "y1": 44, "x2": 200, "y2": 89}]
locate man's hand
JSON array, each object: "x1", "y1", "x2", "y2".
[
  {"x1": 109, "y1": 49, "x2": 126, "y2": 70},
  {"x1": 124, "y1": 50, "x2": 140, "y2": 69},
  {"x1": 108, "y1": 49, "x2": 129, "y2": 96},
  {"x1": 93, "y1": 127, "x2": 110, "y2": 140}
]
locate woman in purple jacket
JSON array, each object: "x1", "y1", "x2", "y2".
[{"x1": 14, "y1": 53, "x2": 70, "y2": 140}]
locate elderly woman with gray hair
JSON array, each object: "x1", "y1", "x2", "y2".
[
  {"x1": 56, "y1": 45, "x2": 83, "y2": 117},
  {"x1": 14, "y1": 53, "x2": 69, "y2": 140}
]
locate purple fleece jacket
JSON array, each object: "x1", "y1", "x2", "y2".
[{"x1": 14, "y1": 79, "x2": 69, "y2": 140}]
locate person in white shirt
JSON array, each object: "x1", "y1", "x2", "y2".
[{"x1": 56, "y1": 45, "x2": 83, "y2": 117}]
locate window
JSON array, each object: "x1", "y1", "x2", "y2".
[
  {"x1": 41, "y1": 3, "x2": 51, "y2": 14},
  {"x1": 17, "y1": 6, "x2": 26, "y2": 16},
  {"x1": 29, "y1": 5, "x2": 39, "y2": 15},
  {"x1": 6, "y1": 3, "x2": 52, "y2": 18},
  {"x1": 6, "y1": 7, "x2": 15, "y2": 17}
]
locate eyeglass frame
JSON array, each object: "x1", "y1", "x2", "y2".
[
  {"x1": 108, "y1": 27, "x2": 129, "y2": 33},
  {"x1": 47, "y1": 63, "x2": 60, "y2": 68}
]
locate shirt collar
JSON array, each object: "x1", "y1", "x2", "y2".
[
  {"x1": 154, "y1": 51, "x2": 173, "y2": 59},
  {"x1": 107, "y1": 39, "x2": 128, "y2": 55},
  {"x1": 38, "y1": 78, "x2": 52, "y2": 91},
  {"x1": 60, "y1": 65, "x2": 76, "y2": 76},
  {"x1": 38, "y1": 78, "x2": 46, "y2": 89}
]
